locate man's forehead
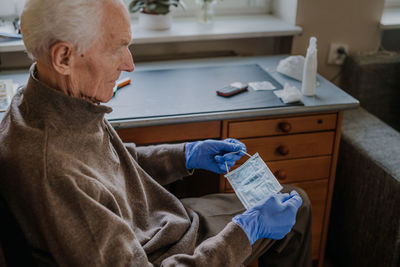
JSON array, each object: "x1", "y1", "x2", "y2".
[
  {"x1": 102, "y1": 0, "x2": 129, "y2": 18},
  {"x1": 101, "y1": 1, "x2": 131, "y2": 42},
  {"x1": 107, "y1": 27, "x2": 131, "y2": 40}
]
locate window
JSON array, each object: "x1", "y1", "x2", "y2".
[
  {"x1": 385, "y1": 0, "x2": 400, "y2": 8},
  {"x1": 172, "y1": 0, "x2": 272, "y2": 17},
  {"x1": 381, "y1": 0, "x2": 400, "y2": 29},
  {"x1": 0, "y1": 0, "x2": 25, "y2": 18}
]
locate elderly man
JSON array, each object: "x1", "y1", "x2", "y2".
[{"x1": 0, "y1": 0, "x2": 312, "y2": 266}]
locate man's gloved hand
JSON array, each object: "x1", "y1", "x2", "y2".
[
  {"x1": 185, "y1": 138, "x2": 246, "y2": 174},
  {"x1": 232, "y1": 190, "x2": 302, "y2": 245}
]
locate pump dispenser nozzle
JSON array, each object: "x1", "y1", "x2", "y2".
[{"x1": 309, "y1": 37, "x2": 317, "y2": 50}]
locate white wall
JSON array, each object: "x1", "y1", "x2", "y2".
[{"x1": 291, "y1": 0, "x2": 385, "y2": 83}]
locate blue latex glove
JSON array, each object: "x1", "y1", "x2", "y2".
[
  {"x1": 232, "y1": 190, "x2": 302, "y2": 245},
  {"x1": 185, "y1": 138, "x2": 246, "y2": 174}
]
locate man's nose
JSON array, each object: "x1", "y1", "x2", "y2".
[{"x1": 120, "y1": 49, "x2": 135, "y2": 72}]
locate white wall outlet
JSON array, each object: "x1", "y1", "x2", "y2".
[{"x1": 328, "y1": 43, "x2": 349, "y2": 65}]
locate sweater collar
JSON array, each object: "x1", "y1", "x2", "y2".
[{"x1": 22, "y1": 63, "x2": 113, "y2": 128}]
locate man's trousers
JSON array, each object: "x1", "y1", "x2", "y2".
[{"x1": 181, "y1": 184, "x2": 312, "y2": 267}]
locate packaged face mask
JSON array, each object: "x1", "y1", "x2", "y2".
[{"x1": 224, "y1": 152, "x2": 282, "y2": 210}]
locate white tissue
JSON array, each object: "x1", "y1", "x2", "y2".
[
  {"x1": 277, "y1": 55, "x2": 305, "y2": 81},
  {"x1": 230, "y1": 82, "x2": 245, "y2": 88},
  {"x1": 248, "y1": 81, "x2": 275, "y2": 91},
  {"x1": 274, "y1": 83, "x2": 302, "y2": 104}
]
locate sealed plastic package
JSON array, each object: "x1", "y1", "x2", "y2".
[{"x1": 225, "y1": 152, "x2": 283, "y2": 210}]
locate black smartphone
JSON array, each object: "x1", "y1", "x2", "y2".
[{"x1": 216, "y1": 85, "x2": 248, "y2": 97}]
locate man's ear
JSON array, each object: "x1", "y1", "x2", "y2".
[{"x1": 49, "y1": 42, "x2": 73, "y2": 75}]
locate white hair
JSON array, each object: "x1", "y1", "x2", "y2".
[{"x1": 21, "y1": 0, "x2": 123, "y2": 62}]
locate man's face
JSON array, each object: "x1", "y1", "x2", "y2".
[{"x1": 69, "y1": 1, "x2": 134, "y2": 103}]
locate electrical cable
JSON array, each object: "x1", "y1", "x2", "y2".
[{"x1": 330, "y1": 47, "x2": 347, "y2": 82}]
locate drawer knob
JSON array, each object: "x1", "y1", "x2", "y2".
[
  {"x1": 274, "y1": 170, "x2": 287, "y2": 180},
  {"x1": 278, "y1": 122, "x2": 292, "y2": 133},
  {"x1": 276, "y1": 145, "x2": 289, "y2": 156}
]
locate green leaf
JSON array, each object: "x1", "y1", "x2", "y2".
[
  {"x1": 154, "y1": 5, "x2": 170, "y2": 14},
  {"x1": 127, "y1": 0, "x2": 183, "y2": 14},
  {"x1": 147, "y1": 3, "x2": 158, "y2": 11},
  {"x1": 129, "y1": 1, "x2": 145, "y2": 13}
]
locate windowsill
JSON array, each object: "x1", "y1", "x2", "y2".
[
  {"x1": 380, "y1": 7, "x2": 400, "y2": 30},
  {"x1": 0, "y1": 14, "x2": 301, "y2": 52},
  {"x1": 131, "y1": 14, "x2": 301, "y2": 44}
]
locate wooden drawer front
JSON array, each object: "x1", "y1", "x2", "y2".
[
  {"x1": 228, "y1": 113, "x2": 337, "y2": 138},
  {"x1": 292, "y1": 179, "x2": 328, "y2": 260},
  {"x1": 267, "y1": 156, "x2": 331, "y2": 183},
  {"x1": 241, "y1": 132, "x2": 335, "y2": 162},
  {"x1": 116, "y1": 121, "x2": 220, "y2": 145},
  {"x1": 222, "y1": 156, "x2": 331, "y2": 191}
]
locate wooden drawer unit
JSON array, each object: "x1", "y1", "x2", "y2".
[{"x1": 221, "y1": 112, "x2": 343, "y2": 266}]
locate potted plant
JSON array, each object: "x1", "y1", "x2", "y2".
[{"x1": 129, "y1": 0, "x2": 183, "y2": 30}]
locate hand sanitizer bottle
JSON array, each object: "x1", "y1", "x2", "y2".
[{"x1": 302, "y1": 37, "x2": 317, "y2": 96}]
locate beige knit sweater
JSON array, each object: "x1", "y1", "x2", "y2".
[{"x1": 0, "y1": 65, "x2": 251, "y2": 266}]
